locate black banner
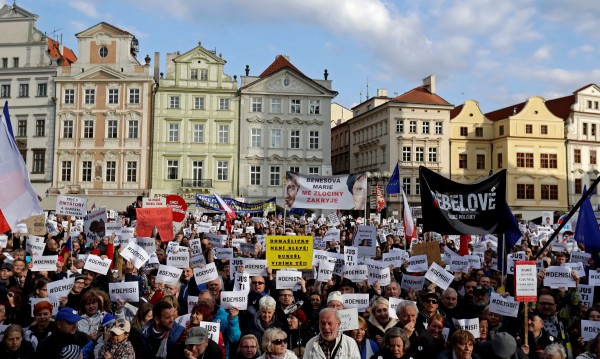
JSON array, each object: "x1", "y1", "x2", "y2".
[{"x1": 419, "y1": 166, "x2": 507, "y2": 235}]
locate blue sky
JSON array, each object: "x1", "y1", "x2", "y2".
[{"x1": 6, "y1": 0, "x2": 600, "y2": 113}]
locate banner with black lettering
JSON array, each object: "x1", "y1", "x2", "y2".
[
  {"x1": 109, "y1": 281, "x2": 139, "y2": 302},
  {"x1": 419, "y1": 166, "x2": 507, "y2": 234},
  {"x1": 284, "y1": 172, "x2": 367, "y2": 210}
]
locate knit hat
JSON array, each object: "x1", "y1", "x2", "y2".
[
  {"x1": 289, "y1": 309, "x2": 307, "y2": 323},
  {"x1": 489, "y1": 332, "x2": 517, "y2": 359},
  {"x1": 33, "y1": 301, "x2": 54, "y2": 316},
  {"x1": 327, "y1": 290, "x2": 343, "y2": 305},
  {"x1": 60, "y1": 344, "x2": 81, "y2": 359}
]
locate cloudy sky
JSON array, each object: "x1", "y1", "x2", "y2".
[{"x1": 7, "y1": 0, "x2": 600, "y2": 112}]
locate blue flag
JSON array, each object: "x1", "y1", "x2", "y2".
[
  {"x1": 574, "y1": 185, "x2": 600, "y2": 267},
  {"x1": 504, "y1": 204, "x2": 522, "y2": 248},
  {"x1": 386, "y1": 162, "x2": 400, "y2": 194}
]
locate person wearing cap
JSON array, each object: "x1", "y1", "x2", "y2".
[
  {"x1": 183, "y1": 327, "x2": 222, "y2": 359},
  {"x1": 187, "y1": 303, "x2": 226, "y2": 359},
  {"x1": 97, "y1": 318, "x2": 135, "y2": 359},
  {"x1": 34, "y1": 307, "x2": 90, "y2": 359},
  {"x1": 287, "y1": 309, "x2": 314, "y2": 357},
  {"x1": 303, "y1": 308, "x2": 360, "y2": 359},
  {"x1": 463, "y1": 285, "x2": 490, "y2": 319},
  {"x1": 326, "y1": 291, "x2": 344, "y2": 310},
  {"x1": 63, "y1": 274, "x2": 86, "y2": 309},
  {"x1": 518, "y1": 310, "x2": 556, "y2": 359},
  {"x1": 476, "y1": 332, "x2": 527, "y2": 359},
  {"x1": 59, "y1": 344, "x2": 82, "y2": 359},
  {"x1": 416, "y1": 290, "x2": 446, "y2": 331}
]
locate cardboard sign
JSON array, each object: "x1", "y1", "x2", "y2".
[
  {"x1": 453, "y1": 318, "x2": 480, "y2": 338},
  {"x1": 343, "y1": 265, "x2": 368, "y2": 283},
  {"x1": 47, "y1": 277, "x2": 75, "y2": 300},
  {"x1": 265, "y1": 236, "x2": 313, "y2": 269},
  {"x1": 544, "y1": 266, "x2": 576, "y2": 288},
  {"x1": 84, "y1": 254, "x2": 112, "y2": 275},
  {"x1": 276, "y1": 270, "x2": 302, "y2": 290},
  {"x1": 220, "y1": 291, "x2": 248, "y2": 310},
  {"x1": 425, "y1": 262, "x2": 454, "y2": 290},
  {"x1": 143, "y1": 197, "x2": 166, "y2": 208},
  {"x1": 407, "y1": 254, "x2": 429, "y2": 273},
  {"x1": 22, "y1": 214, "x2": 47, "y2": 236},
  {"x1": 199, "y1": 321, "x2": 220, "y2": 344},
  {"x1": 343, "y1": 293, "x2": 370, "y2": 311},
  {"x1": 514, "y1": 261, "x2": 537, "y2": 302},
  {"x1": 136, "y1": 207, "x2": 174, "y2": 242},
  {"x1": 344, "y1": 246, "x2": 358, "y2": 267},
  {"x1": 120, "y1": 242, "x2": 150, "y2": 269},
  {"x1": 400, "y1": 275, "x2": 425, "y2": 291},
  {"x1": 578, "y1": 284, "x2": 595, "y2": 308},
  {"x1": 412, "y1": 241, "x2": 442, "y2": 266},
  {"x1": 489, "y1": 293, "x2": 520, "y2": 317},
  {"x1": 581, "y1": 320, "x2": 600, "y2": 341},
  {"x1": 156, "y1": 264, "x2": 183, "y2": 286},
  {"x1": 338, "y1": 308, "x2": 359, "y2": 331},
  {"x1": 56, "y1": 195, "x2": 87, "y2": 217},
  {"x1": 109, "y1": 281, "x2": 139, "y2": 302},
  {"x1": 31, "y1": 255, "x2": 58, "y2": 272}
]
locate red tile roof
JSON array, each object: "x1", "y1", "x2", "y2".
[
  {"x1": 390, "y1": 86, "x2": 451, "y2": 106},
  {"x1": 47, "y1": 38, "x2": 77, "y2": 65},
  {"x1": 545, "y1": 95, "x2": 575, "y2": 120},
  {"x1": 450, "y1": 104, "x2": 464, "y2": 119},
  {"x1": 259, "y1": 55, "x2": 304, "y2": 78},
  {"x1": 485, "y1": 101, "x2": 527, "y2": 121}
]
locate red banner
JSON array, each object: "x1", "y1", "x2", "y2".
[{"x1": 136, "y1": 208, "x2": 173, "y2": 242}]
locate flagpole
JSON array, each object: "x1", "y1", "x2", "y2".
[
  {"x1": 533, "y1": 176, "x2": 600, "y2": 259},
  {"x1": 284, "y1": 207, "x2": 286, "y2": 231}
]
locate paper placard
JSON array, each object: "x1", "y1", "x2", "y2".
[
  {"x1": 488, "y1": 293, "x2": 520, "y2": 317},
  {"x1": 242, "y1": 258, "x2": 268, "y2": 276},
  {"x1": 109, "y1": 281, "x2": 139, "y2": 302},
  {"x1": 312, "y1": 250, "x2": 330, "y2": 267},
  {"x1": 570, "y1": 251, "x2": 591, "y2": 264},
  {"x1": 30, "y1": 298, "x2": 59, "y2": 316},
  {"x1": 562, "y1": 262, "x2": 586, "y2": 278},
  {"x1": 276, "y1": 270, "x2": 302, "y2": 289},
  {"x1": 317, "y1": 260, "x2": 335, "y2": 282},
  {"x1": 544, "y1": 266, "x2": 576, "y2": 288},
  {"x1": 156, "y1": 264, "x2": 183, "y2": 286},
  {"x1": 120, "y1": 242, "x2": 150, "y2": 269},
  {"x1": 265, "y1": 236, "x2": 313, "y2": 269},
  {"x1": 514, "y1": 261, "x2": 537, "y2": 302},
  {"x1": 323, "y1": 228, "x2": 340, "y2": 242},
  {"x1": 581, "y1": 320, "x2": 600, "y2": 341},
  {"x1": 196, "y1": 222, "x2": 212, "y2": 233},
  {"x1": 354, "y1": 225, "x2": 377, "y2": 257},
  {"x1": 412, "y1": 241, "x2": 442, "y2": 266},
  {"x1": 188, "y1": 295, "x2": 199, "y2": 312},
  {"x1": 136, "y1": 237, "x2": 156, "y2": 254},
  {"x1": 240, "y1": 243, "x2": 256, "y2": 257},
  {"x1": 400, "y1": 275, "x2": 425, "y2": 291},
  {"x1": 344, "y1": 246, "x2": 358, "y2": 267},
  {"x1": 450, "y1": 255, "x2": 469, "y2": 273},
  {"x1": 468, "y1": 255, "x2": 482, "y2": 270},
  {"x1": 220, "y1": 291, "x2": 248, "y2": 310},
  {"x1": 143, "y1": 197, "x2": 166, "y2": 208},
  {"x1": 507, "y1": 251, "x2": 526, "y2": 275},
  {"x1": 31, "y1": 255, "x2": 58, "y2": 272},
  {"x1": 589, "y1": 272, "x2": 600, "y2": 286},
  {"x1": 383, "y1": 250, "x2": 406, "y2": 268},
  {"x1": 47, "y1": 277, "x2": 75, "y2": 300},
  {"x1": 425, "y1": 262, "x2": 454, "y2": 290},
  {"x1": 0, "y1": 235, "x2": 7, "y2": 248},
  {"x1": 27, "y1": 235, "x2": 46, "y2": 256},
  {"x1": 168, "y1": 248, "x2": 190, "y2": 269},
  {"x1": 199, "y1": 321, "x2": 220, "y2": 344},
  {"x1": 369, "y1": 266, "x2": 391, "y2": 286},
  {"x1": 233, "y1": 271, "x2": 250, "y2": 293},
  {"x1": 407, "y1": 254, "x2": 429, "y2": 273},
  {"x1": 343, "y1": 265, "x2": 368, "y2": 283},
  {"x1": 83, "y1": 254, "x2": 112, "y2": 275},
  {"x1": 192, "y1": 262, "x2": 218, "y2": 285},
  {"x1": 388, "y1": 297, "x2": 404, "y2": 319},
  {"x1": 56, "y1": 195, "x2": 87, "y2": 217},
  {"x1": 338, "y1": 308, "x2": 359, "y2": 331},
  {"x1": 343, "y1": 293, "x2": 370, "y2": 312},
  {"x1": 453, "y1": 318, "x2": 480, "y2": 338},
  {"x1": 105, "y1": 222, "x2": 122, "y2": 236},
  {"x1": 578, "y1": 284, "x2": 595, "y2": 308}
]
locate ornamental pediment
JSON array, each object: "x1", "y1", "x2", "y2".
[
  {"x1": 246, "y1": 154, "x2": 264, "y2": 161},
  {"x1": 268, "y1": 154, "x2": 285, "y2": 161},
  {"x1": 266, "y1": 117, "x2": 285, "y2": 124},
  {"x1": 306, "y1": 119, "x2": 324, "y2": 126},
  {"x1": 247, "y1": 116, "x2": 264, "y2": 123}
]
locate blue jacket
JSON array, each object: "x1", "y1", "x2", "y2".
[
  {"x1": 139, "y1": 320, "x2": 186, "y2": 359},
  {"x1": 213, "y1": 305, "x2": 241, "y2": 357}
]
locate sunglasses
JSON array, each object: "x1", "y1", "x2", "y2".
[
  {"x1": 423, "y1": 299, "x2": 438, "y2": 304},
  {"x1": 252, "y1": 281, "x2": 265, "y2": 285},
  {"x1": 272, "y1": 339, "x2": 287, "y2": 345}
]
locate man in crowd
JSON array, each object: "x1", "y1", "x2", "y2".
[
  {"x1": 303, "y1": 308, "x2": 360, "y2": 359},
  {"x1": 139, "y1": 299, "x2": 186, "y2": 359}
]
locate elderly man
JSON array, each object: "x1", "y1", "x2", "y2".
[
  {"x1": 303, "y1": 308, "x2": 360, "y2": 359},
  {"x1": 183, "y1": 327, "x2": 222, "y2": 359},
  {"x1": 326, "y1": 291, "x2": 344, "y2": 310},
  {"x1": 395, "y1": 300, "x2": 420, "y2": 356}
]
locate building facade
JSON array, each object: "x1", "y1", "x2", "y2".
[
  {"x1": 151, "y1": 43, "x2": 238, "y2": 200},
  {"x1": 238, "y1": 55, "x2": 336, "y2": 204}
]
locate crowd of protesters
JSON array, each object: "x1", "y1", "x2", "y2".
[{"x1": 0, "y1": 206, "x2": 598, "y2": 359}]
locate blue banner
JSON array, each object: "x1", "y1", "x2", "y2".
[{"x1": 194, "y1": 194, "x2": 276, "y2": 214}]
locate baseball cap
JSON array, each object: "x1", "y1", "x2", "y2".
[
  {"x1": 473, "y1": 285, "x2": 487, "y2": 295},
  {"x1": 1, "y1": 262, "x2": 12, "y2": 271},
  {"x1": 110, "y1": 318, "x2": 131, "y2": 336},
  {"x1": 421, "y1": 291, "x2": 440, "y2": 301},
  {"x1": 101, "y1": 313, "x2": 116, "y2": 328},
  {"x1": 185, "y1": 327, "x2": 209, "y2": 345},
  {"x1": 56, "y1": 307, "x2": 82, "y2": 323}
]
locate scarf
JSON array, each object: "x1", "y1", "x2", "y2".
[{"x1": 156, "y1": 329, "x2": 171, "y2": 359}]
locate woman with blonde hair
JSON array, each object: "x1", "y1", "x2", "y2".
[
  {"x1": 367, "y1": 297, "x2": 398, "y2": 347},
  {"x1": 233, "y1": 334, "x2": 261, "y2": 359},
  {"x1": 345, "y1": 316, "x2": 379, "y2": 359},
  {"x1": 258, "y1": 328, "x2": 297, "y2": 359}
]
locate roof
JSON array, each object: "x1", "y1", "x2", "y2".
[
  {"x1": 545, "y1": 95, "x2": 575, "y2": 120},
  {"x1": 47, "y1": 38, "x2": 77, "y2": 65},
  {"x1": 76, "y1": 21, "x2": 132, "y2": 37},
  {"x1": 390, "y1": 85, "x2": 452, "y2": 106},
  {"x1": 259, "y1": 55, "x2": 304, "y2": 78},
  {"x1": 485, "y1": 101, "x2": 527, "y2": 121},
  {"x1": 450, "y1": 104, "x2": 464, "y2": 119}
]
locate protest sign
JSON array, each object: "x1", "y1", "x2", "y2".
[
  {"x1": 188, "y1": 296, "x2": 198, "y2": 311},
  {"x1": 578, "y1": 284, "x2": 595, "y2": 308},
  {"x1": 242, "y1": 259, "x2": 268, "y2": 276},
  {"x1": 168, "y1": 248, "x2": 190, "y2": 269},
  {"x1": 388, "y1": 297, "x2": 404, "y2": 319},
  {"x1": 468, "y1": 255, "x2": 482, "y2": 270},
  {"x1": 317, "y1": 260, "x2": 335, "y2": 282},
  {"x1": 105, "y1": 222, "x2": 122, "y2": 236},
  {"x1": 450, "y1": 255, "x2": 469, "y2": 273},
  {"x1": 343, "y1": 265, "x2": 368, "y2": 283},
  {"x1": 265, "y1": 236, "x2": 312, "y2": 269},
  {"x1": 84, "y1": 254, "x2": 112, "y2": 275},
  {"x1": 199, "y1": 321, "x2": 221, "y2": 344},
  {"x1": 136, "y1": 207, "x2": 174, "y2": 242},
  {"x1": 369, "y1": 266, "x2": 391, "y2": 286},
  {"x1": 407, "y1": 254, "x2": 429, "y2": 273},
  {"x1": 400, "y1": 275, "x2": 425, "y2": 291},
  {"x1": 109, "y1": 281, "x2": 139, "y2": 302},
  {"x1": 343, "y1": 293, "x2": 370, "y2": 312},
  {"x1": 412, "y1": 241, "x2": 442, "y2": 266},
  {"x1": 453, "y1": 318, "x2": 480, "y2": 338},
  {"x1": 240, "y1": 243, "x2": 256, "y2": 257},
  {"x1": 136, "y1": 237, "x2": 156, "y2": 254},
  {"x1": 120, "y1": 242, "x2": 150, "y2": 269},
  {"x1": 23, "y1": 214, "x2": 47, "y2": 236},
  {"x1": 285, "y1": 172, "x2": 367, "y2": 210},
  {"x1": 344, "y1": 246, "x2": 358, "y2": 267},
  {"x1": 328, "y1": 252, "x2": 345, "y2": 277},
  {"x1": 47, "y1": 277, "x2": 74, "y2": 300},
  {"x1": 312, "y1": 250, "x2": 330, "y2": 267},
  {"x1": 215, "y1": 247, "x2": 233, "y2": 262},
  {"x1": 56, "y1": 195, "x2": 87, "y2": 217},
  {"x1": 581, "y1": 320, "x2": 600, "y2": 341},
  {"x1": 562, "y1": 262, "x2": 586, "y2": 278},
  {"x1": 507, "y1": 251, "x2": 526, "y2": 275},
  {"x1": 488, "y1": 293, "x2": 520, "y2": 317},
  {"x1": 354, "y1": 225, "x2": 377, "y2": 257},
  {"x1": 193, "y1": 262, "x2": 219, "y2": 285},
  {"x1": 328, "y1": 213, "x2": 341, "y2": 227},
  {"x1": 26, "y1": 235, "x2": 46, "y2": 256},
  {"x1": 514, "y1": 261, "x2": 537, "y2": 302},
  {"x1": 571, "y1": 251, "x2": 591, "y2": 264},
  {"x1": 156, "y1": 264, "x2": 183, "y2": 286},
  {"x1": 276, "y1": 270, "x2": 302, "y2": 290},
  {"x1": 590, "y1": 272, "x2": 600, "y2": 286},
  {"x1": 323, "y1": 228, "x2": 340, "y2": 242},
  {"x1": 196, "y1": 222, "x2": 212, "y2": 233},
  {"x1": 220, "y1": 291, "x2": 248, "y2": 310},
  {"x1": 118, "y1": 227, "x2": 135, "y2": 244},
  {"x1": 383, "y1": 250, "x2": 406, "y2": 268},
  {"x1": 234, "y1": 271, "x2": 250, "y2": 293},
  {"x1": 0, "y1": 235, "x2": 7, "y2": 248},
  {"x1": 425, "y1": 262, "x2": 454, "y2": 290},
  {"x1": 544, "y1": 266, "x2": 576, "y2": 288},
  {"x1": 31, "y1": 255, "x2": 58, "y2": 272},
  {"x1": 143, "y1": 197, "x2": 166, "y2": 208},
  {"x1": 338, "y1": 308, "x2": 359, "y2": 331}
]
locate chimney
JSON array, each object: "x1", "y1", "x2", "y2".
[
  {"x1": 153, "y1": 52, "x2": 160, "y2": 82},
  {"x1": 377, "y1": 88, "x2": 388, "y2": 97},
  {"x1": 423, "y1": 74, "x2": 436, "y2": 94}
]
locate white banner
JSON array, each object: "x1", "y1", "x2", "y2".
[
  {"x1": 343, "y1": 293, "x2": 370, "y2": 312},
  {"x1": 136, "y1": 237, "x2": 156, "y2": 254},
  {"x1": 507, "y1": 251, "x2": 526, "y2": 275},
  {"x1": 242, "y1": 258, "x2": 268, "y2": 276},
  {"x1": 343, "y1": 265, "x2": 368, "y2": 283},
  {"x1": 425, "y1": 262, "x2": 454, "y2": 290},
  {"x1": 220, "y1": 291, "x2": 248, "y2": 310},
  {"x1": 215, "y1": 247, "x2": 234, "y2": 262},
  {"x1": 578, "y1": 284, "x2": 595, "y2": 308},
  {"x1": 168, "y1": 248, "x2": 190, "y2": 269},
  {"x1": 544, "y1": 266, "x2": 576, "y2": 288},
  {"x1": 285, "y1": 172, "x2": 367, "y2": 210},
  {"x1": 156, "y1": 264, "x2": 183, "y2": 286},
  {"x1": 453, "y1": 318, "x2": 480, "y2": 338},
  {"x1": 47, "y1": 277, "x2": 74, "y2": 300},
  {"x1": 369, "y1": 266, "x2": 391, "y2": 286},
  {"x1": 120, "y1": 242, "x2": 150, "y2": 269},
  {"x1": 31, "y1": 255, "x2": 58, "y2": 272},
  {"x1": 193, "y1": 262, "x2": 219, "y2": 284},
  {"x1": 344, "y1": 246, "x2": 358, "y2": 267},
  {"x1": 323, "y1": 228, "x2": 340, "y2": 242},
  {"x1": 56, "y1": 195, "x2": 87, "y2": 217},
  {"x1": 407, "y1": 254, "x2": 429, "y2": 273},
  {"x1": 83, "y1": 254, "x2": 112, "y2": 275},
  {"x1": 233, "y1": 272, "x2": 251, "y2": 293},
  {"x1": 143, "y1": 197, "x2": 166, "y2": 208},
  {"x1": 400, "y1": 275, "x2": 425, "y2": 291},
  {"x1": 488, "y1": 293, "x2": 520, "y2": 317},
  {"x1": 109, "y1": 281, "x2": 139, "y2": 302}
]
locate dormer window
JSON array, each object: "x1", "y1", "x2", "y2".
[{"x1": 99, "y1": 46, "x2": 108, "y2": 58}]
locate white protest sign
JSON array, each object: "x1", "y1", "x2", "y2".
[
  {"x1": 514, "y1": 261, "x2": 538, "y2": 302},
  {"x1": 323, "y1": 228, "x2": 340, "y2": 242},
  {"x1": 240, "y1": 243, "x2": 256, "y2": 257},
  {"x1": 344, "y1": 246, "x2": 358, "y2": 267},
  {"x1": 118, "y1": 227, "x2": 135, "y2": 244},
  {"x1": 578, "y1": 284, "x2": 595, "y2": 308},
  {"x1": 105, "y1": 222, "x2": 122, "y2": 236},
  {"x1": 193, "y1": 262, "x2": 219, "y2": 284},
  {"x1": 120, "y1": 242, "x2": 150, "y2": 269},
  {"x1": 551, "y1": 243, "x2": 567, "y2": 253},
  {"x1": 136, "y1": 237, "x2": 156, "y2": 254},
  {"x1": 343, "y1": 293, "x2": 370, "y2": 312},
  {"x1": 370, "y1": 266, "x2": 391, "y2": 286},
  {"x1": 143, "y1": 197, "x2": 166, "y2": 208},
  {"x1": 47, "y1": 277, "x2": 75, "y2": 300},
  {"x1": 56, "y1": 195, "x2": 88, "y2": 217},
  {"x1": 407, "y1": 254, "x2": 429, "y2": 273},
  {"x1": 570, "y1": 251, "x2": 591, "y2": 264},
  {"x1": 453, "y1": 318, "x2": 480, "y2": 338},
  {"x1": 214, "y1": 247, "x2": 233, "y2": 262},
  {"x1": 317, "y1": 260, "x2": 335, "y2": 282},
  {"x1": 507, "y1": 251, "x2": 526, "y2": 275},
  {"x1": 343, "y1": 265, "x2": 368, "y2": 283},
  {"x1": 188, "y1": 295, "x2": 199, "y2": 312},
  {"x1": 400, "y1": 275, "x2": 425, "y2": 291},
  {"x1": 354, "y1": 225, "x2": 377, "y2": 257},
  {"x1": 581, "y1": 320, "x2": 600, "y2": 341},
  {"x1": 590, "y1": 272, "x2": 600, "y2": 286},
  {"x1": 312, "y1": 249, "x2": 330, "y2": 267},
  {"x1": 562, "y1": 262, "x2": 586, "y2": 278},
  {"x1": 242, "y1": 258, "x2": 268, "y2": 276},
  {"x1": 168, "y1": 248, "x2": 190, "y2": 269},
  {"x1": 544, "y1": 266, "x2": 576, "y2": 288},
  {"x1": 327, "y1": 252, "x2": 345, "y2": 277},
  {"x1": 450, "y1": 255, "x2": 469, "y2": 273},
  {"x1": 488, "y1": 293, "x2": 520, "y2": 317},
  {"x1": 27, "y1": 235, "x2": 46, "y2": 256},
  {"x1": 83, "y1": 254, "x2": 112, "y2": 275},
  {"x1": 383, "y1": 250, "x2": 406, "y2": 268},
  {"x1": 31, "y1": 255, "x2": 58, "y2": 272},
  {"x1": 109, "y1": 281, "x2": 139, "y2": 302},
  {"x1": 234, "y1": 271, "x2": 250, "y2": 293},
  {"x1": 199, "y1": 321, "x2": 221, "y2": 344},
  {"x1": 328, "y1": 213, "x2": 341, "y2": 227},
  {"x1": 389, "y1": 297, "x2": 404, "y2": 319},
  {"x1": 220, "y1": 291, "x2": 248, "y2": 310},
  {"x1": 425, "y1": 262, "x2": 454, "y2": 290},
  {"x1": 468, "y1": 255, "x2": 482, "y2": 270},
  {"x1": 338, "y1": 308, "x2": 359, "y2": 331},
  {"x1": 174, "y1": 314, "x2": 191, "y2": 326},
  {"x1": 156, "y1": 264, "x2": 183, "y2": 286},
  {"x1": 276, "y1": 270, "x2": 302, "y2": 290},
  {"x1": 0, "y1": 235, "x2": 7, "y2": 248},
  {"x1": 195, "y1": 222, "x2": 212, "y2": 233}
]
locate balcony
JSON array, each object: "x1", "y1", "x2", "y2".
[{"x1": 181, "y1": 178, "x2": 213, "y2": 190}]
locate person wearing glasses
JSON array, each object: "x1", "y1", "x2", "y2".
[
  {"x1": 183, "y1": 327, "x2": 222, "y2": 359},
  {"x1": 233, "y1": 334, "x2": 261, "y2": 359},
  {"x1": 416, "y1": 291, "x2": 446, "y2": 332},
  {"x1": 259, "y1": 328, "x2": 298, "y2": 359}
]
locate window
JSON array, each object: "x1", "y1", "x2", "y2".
[
  {"x1": 1, "y1": 58, "x2": 6, "y2": 68},
  {"x1": 497, "y1": 153, "x2": 503, "y2": 169},
  {"x1": 84, "y1": 89, "x2": 95, "y2": 104},
  {"x1": 460, "y1": 127, "x2": 468, "y2": 136},
  {"x1": 107, "y1": 120, "x2": 118, "y2": 138},
  {"x1": 61, "y1": 161, "x2": 71, "y2": 181},
  {"x1": 168, "y1": 124, "x2": 179, "y2": 142},
  {"x1": 129, "y1": 88, "x2": 140, "y2": 104},
  {"x1": 516, "y1": 153, "x2": 534, "y2": 168},
  {"x1": 108, "y1": 89, "x2": 119, "y2": 104},
  {"x1": 309, "y1": 100, "x2": 320, "y2": 115},
  {"x1": 289, "y1": 166, "x2": 300, "y2": 174},
  {"x1": 217, "y1": 161, "x2": 228, "y2": 180},
  {"x1": 583, "y1": 123, "x2": 588, "y2": 135},
  {"x1": 517, "y1": 184, "x2": 534, "y2": 199},
  {"x1": 271, "y1": 98, "x2": 282, "y2": 113},
  {"x1": 575, "y1": 178, "x2": 582, "y2": 194},
  {"x1": 17, "y1": 119, "x2": 26, "y2": 137},
  {"x1": 193, "y1": 124, "x2": 204, "y2": 143},
  {"x1": 218, "y1": 125, "x2": 229, "y2": 144},
  {"x1": 270, "y1": 166, "x2": 280, "y2": 186},
  {"x1": 396, "y1": 119, "x2": 403, "y2": 133},
  {"x1": 459, "y1": 154, "x2": 467, "y2": 169},
  {"x1": 63, "y1": 120, "x2": 73, "y2": 138},
  {"x1": 251, "y1": 97, "x2": 262, "y2": 112},
  {"x1": 290, "y1": 99, "x2": 301, "y2": 114},
  {"x1": 309, "y1": 131, "x2": 319, "y2": 149},
  {"x1": 1, "y1": 84, "x2": 9, "y2": 98},
  {"x1": 409, "y1": 121, "x2": 417, "y2": 133},
  {"x1": 477, "y1": 154, "x2": 485, "y2": 170},
  {"x1": 64, "y1": 89, "x2": 74, "y2": 104},
  {"x1": 290, "y1": 130, "x2": 300, "y2": 149},
  {"x1": 99, "y1": 46, "x2": 108, "y2": 58},
  {"x1": 219, "y1": 98, "x2": 229, "y2": 110},
  {"x1": 35, "y1": 119, "x2": 45, "y2": 137},
  {"x1": 541, "y1": 125, "x2": 548, "y2": 135},
  {"x1": 415, "y1": 147, "x2": 424, "y2": 162},
  {"x1": 32, "y1": 150, "x2": 45, "y2": 174},
  {"x1": 194, "y1": 97, "x2": 205, "y2": 110},
  {"x1": 422, "y1": 121, "x2": 430, "y2": 134},
  {"x1": 37, "y1": 83, "x2": 47, "y2": 97},
  {"x1": 402, "y1": 147, "x2": 411, "y2": 162},
  {"x1": 415, "y1": 177, "x2": 420, "y2": 195},
  {"x1": 475, "y1": 127, "x2": 483, "y2": 137},
  {"x1": 167, "y1": 160, "x2": 179, "y2": 180},
  {"x1": 83, "y1": 120, "x2": 94, "y2": 138},
  {"x1": 402, "y1": 178, "x2": 411, "y2": 195},
  {"x1": 574, "y1": 149, "x2": 581, "y2": 163},
  {"x1": 18, "y1": 84, "x2": 28, "y2": 97},
  {"x1": 190, "y1": 69, "x2": 198, "y2": 80},
  {"x1": 13, "y1": 57, "x2": 18, "y2": 67},
  {"x1": 428, "y1": 148, "x2": 437, "y2": 162},
  {"x1": 591, "y1": 150, "x2": 597, "y2": 165},
  {"x1": 540, "y1": 154, "x2": 558, "y2": 168},
  {"x1": 541, "y1": 185, "x2": 558, "y2": 200},
  {"x1": 169, "y1": 96, "x2": 180, "y2": 109},
  {"x1": 82, "y1": 161, "x2": 92, "y2": 182},
  {"x1": 19, "y1": 149, "x2": 26, "y2": 162},
  {"x1": 499, "y1": 125, "x2": 504, "y2": 136},
  {"x1": 593, "y1": 124, "x2": 597, "y2": 136},
  {"x1": 106, "y1": 161, "x2": 116, "y2": 182},
  {"x1": 271, "y1": 129, "x2": 281, "y2": 148},
  {"x1": 128, "y1": 120, "x2": 139, "y2": 139},
  {"x1": 588, "y1": 100, "x2": 593, "y2": 108},
  {"x1": 525, "y1": 124, "x2": 533, "y2": 134},
  {"x1": 251, "y1": 128, "x2": 262, "y2": 147},
  {"x1": 191, "y1": 161, "x2": 203, "y2": 184},
  {"x1": 200, "y1": 69, "x2": 208, "y2": 81},
  {"x1": 435, "y1": 122, "x2": 443, "y2": 135},
  {"x1": 250, "y1": 166, "x2": 261, "y2": 185},
  {"x1": 127, "y1": 161, "x2": 137, "y2": 182}
]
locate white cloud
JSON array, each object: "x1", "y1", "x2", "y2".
[
  {"x1": 532, "y1": 46, "x2": 551, "y2": 61},
  {"x1": 68, "y1": 1, "x2": 100, "y2": 18},
  {"x1": 569, "y1": 44, "x2": 595, "y2": 57}
]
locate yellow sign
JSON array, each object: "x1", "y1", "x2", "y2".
[{"x1": 266, "y1": 235, "x2": 313, "y2": 269}]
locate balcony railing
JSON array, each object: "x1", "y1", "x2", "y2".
[{"x1": 181, "y1": 179, "x2": 212, "y2": 188}]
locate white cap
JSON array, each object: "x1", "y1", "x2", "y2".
[{"x1": 327, "y1": 290, "x2": 343, "y2": 304}]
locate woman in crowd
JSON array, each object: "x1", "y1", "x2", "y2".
[
  {"x1": 77, "y1": 288, "x2": 110, "y2": 337},
  {"x1": 233, "y1": 334, "x2": 261, "y2": 359},
  {"x1": 0, "y1": 324, "x2": 35, "y2": 359},
  {"x1": 437, "y1": 330, "x2": 480, "y2": 359},
  {"x1": 415, "y1": 313, "x2": 446, "y2": 359},
  {"x1": 247, "y1": 296, "x2": 283, "y2": 344},
  {"x1": 258, "y1": 328, "x2": 297, "y2": 359},
  {"x1": 370, "y1": 327, "x2": 409, "y2": 359},
  {"x1": 129, "y1": 302, "x2": 153, "y2": 359},
  {"x1": 286, "y1": 309, "x2": 314, "y2": 357},
  {"x1": 28, "y1": 301, "x2": 56, "y2": 344},
  {"x1": 576, "y1": 332, "x2": 600, "y2": 359},
  {"x1": 367, "y1": 297, "x2": 398, "y2": 347},
  {"x1": 346, "y1": 316, "x2": 379, "y2": 359},
  {"x1": 186, "y1": 303, "x2": 225, "y2": 359},
  {"x1": 544, "y1": 343, "x2": 567, "y2": 359}
]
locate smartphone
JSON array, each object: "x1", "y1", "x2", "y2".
[{"x1": 26, "y1": 256, "x2": 31, "y2": 263}]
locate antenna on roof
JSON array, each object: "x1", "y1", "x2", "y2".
[
  {"x1": 49, "y1": 27, "x2": 63, "y2": 41},
  {"x1": 366, "y1": 77, "x2": 369, "y2": 99}
]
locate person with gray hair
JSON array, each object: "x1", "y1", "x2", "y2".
[
  {"x1": 544, "y1": 343, "x2": 567, "y2": 359},
  {"x1": 394, "y1": 300, "x2": 420, "y2": 356},
  {"x1": 303, "y1": 308, "x2": 360, "y2": 359},
  {"x1": 247, "y1": 296, "x2": 283, "y2": 345},
  {"x1": 258, "y1": 328, "x2": 298, "y2": 359},
  {"x1": 370, "y1": 327, "x2": 410, "y2": 359}
]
